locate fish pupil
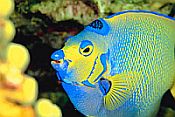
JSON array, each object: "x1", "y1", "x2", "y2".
[{"x1": 83, "y1": 47, "x2": 90, "y2": 53}]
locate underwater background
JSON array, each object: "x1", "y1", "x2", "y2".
[{"x1": 0, "y1": 0, "x2": 175, "y2": 117}]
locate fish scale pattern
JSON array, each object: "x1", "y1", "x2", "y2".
[
  {"x1": 105, "y1": 13, "x2": 175, "y2": 116},
  {"x1": 51, "y1": 11, "x2": 175, "y2": 117}
]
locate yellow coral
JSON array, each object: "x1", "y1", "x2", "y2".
[
  {"x1": 0, "y1": 62, "x2": 24, "y2": 86},
  {"x1": 0, "y1": 0, "x2": 14, "y2": 17},
  {"x1": 0, "y1": 61, "x2": 38, "y2": 117},
  {"x1": 0, "y1": 99, "x2": 35, "y2": 117},
  {"x1": 0, "y1": 18, "x2": 15, "y2": 44},
  {"x1": 0, "y1": 0, "x2": 62, "y2": 117},
  {"x1": 6, "y1": 43, "x2": 30, "y2": 72},
  {"x1": 1, "y1": 19, "x2": 16, "y2": 42},
  {"x1": 4, "y1": 75, "x2": 38, "y2": 105},
  {"x1": 35, "y1": 99, "x2": 62, "y2": 117}
]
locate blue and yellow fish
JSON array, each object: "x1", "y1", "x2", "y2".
[{"x1": 51, "y1": 10, "x2": 175, "y2": 117}]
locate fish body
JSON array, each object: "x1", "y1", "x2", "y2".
[{"x1": 51, "y1": 10, "x2": 175, "y2": 117}]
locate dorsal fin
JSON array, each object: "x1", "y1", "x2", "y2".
[{"x1": 105, "y1": 10, "x2": 175, "y2": 21}]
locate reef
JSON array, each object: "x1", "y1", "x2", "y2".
[{"x1": 1, "y1": 0, "x2": 174, "y2": 117}]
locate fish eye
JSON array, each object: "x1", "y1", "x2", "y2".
[
  {"x1": 79, "y1": 40, "x2": 93, "y2": 56},
  {"x1": 80, "y1": 46, "x2": 93, "y2": 56}
]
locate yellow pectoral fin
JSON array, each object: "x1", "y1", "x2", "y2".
[{"x1": 104, "y1": 72, "x2": 139, "y2": 110}]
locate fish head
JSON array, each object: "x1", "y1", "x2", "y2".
[{"x1": 51, "y1": 28, "x2": 109, "y2": 86}]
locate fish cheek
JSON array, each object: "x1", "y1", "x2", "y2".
[
  {"x1": 66, "y1": 46, "x2": 99, "y2": 83},
  {"x1": 74, "y1": 58, "x2": 95, "y2": 82}
]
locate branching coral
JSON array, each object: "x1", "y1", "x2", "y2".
[{"x1": 0, "y1": 0, "x2": 62, "y2": 117}]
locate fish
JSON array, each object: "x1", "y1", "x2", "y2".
[{"x1": 51, "y1": 10, "x2": 175, "y2": 117}]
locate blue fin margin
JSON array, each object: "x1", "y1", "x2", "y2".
[{"x1": 106, "y1": 10, "x2": 175, "y2": 21}]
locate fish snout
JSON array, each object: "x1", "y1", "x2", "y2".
[
  {"x1": 51, "y1": 50, "x2": 65, "y2": 63},
  {"x1": 51, "y1": 50, "x2": 65, "y2": 64},
  {"x1": 51, "y1": 49, "x2": 69, "y2": 72}
]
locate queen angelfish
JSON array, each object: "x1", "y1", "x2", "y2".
[{"x1": 51, "y1": 10, "x2": 175, "y2": 117}]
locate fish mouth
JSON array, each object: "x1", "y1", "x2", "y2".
[
  {"x1": 51, "y1": 59, "x2": 64, "y2": 64},
  {"x1": 51, "y1": 61, "x2": 61, "y2": 72},
  {"x1": 51, "y1": 60, "x2": 61, "y2": 64},
  {"x1": 51, "y1": 62, "x2": 83, "y2": 86}
]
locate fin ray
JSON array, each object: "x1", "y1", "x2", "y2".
[{"x1": 104, "y1": 72, "x2": 139, "y2": 110}]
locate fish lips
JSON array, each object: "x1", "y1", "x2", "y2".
[
  {"x1": 51, "y1": 60, "x2": 68, "y2": 79},
  {"x1": 51, "y1": 60, "x2": 80, "y2": 85}
]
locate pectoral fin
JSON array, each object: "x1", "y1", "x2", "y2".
[{"x1": 102, "y1": 72, "x2": 139, "y2": 110}]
